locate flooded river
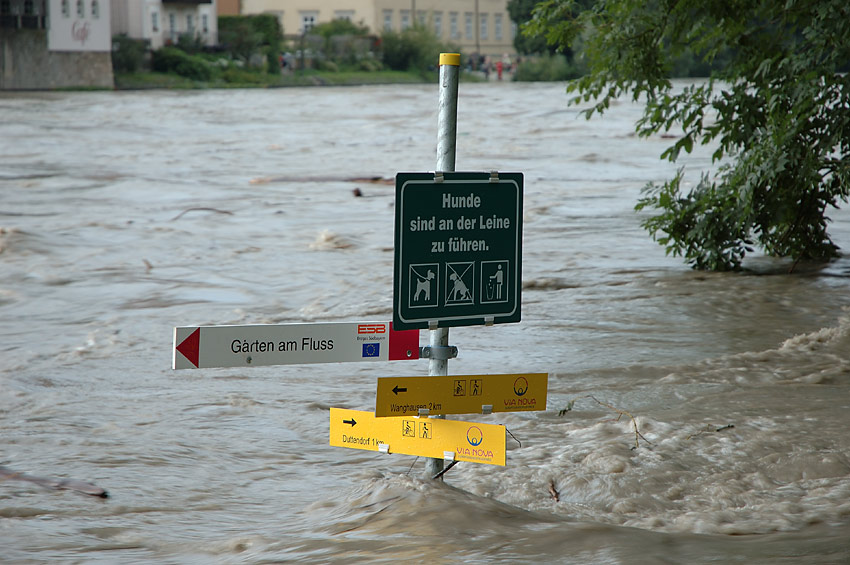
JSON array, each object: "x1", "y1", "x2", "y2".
[{"x1": 1, "y1": 81, "x2": 849, "y2": 563}]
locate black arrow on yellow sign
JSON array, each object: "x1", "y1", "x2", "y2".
[
  {"x1": 392, "y1": 386, "x2": 408, "y2": 395},
  {"x1": 343, "y1": 418, "x2": 357, "y2": 427}
]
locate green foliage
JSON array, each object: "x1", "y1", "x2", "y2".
[
  {"x1": 175, "y1": 33, "x2": 205, "y2": 54},
  {"x1": 111, "y1": 34, "x2": 147, "y2": 73},
  {"x1": 219, "y1": 67, "x2": 268, "y2": 84},
  {"x1": 315, "y1": 59, "x2": 339, "y2": 72},
  {"x1": 507, "y1": 0, "x2": 553, "y2": 55},
  {"x1": 151, "y1": 47, "x2": 212, "y2": 81},
  {"x1": 357, "y1": 58, "x2": 383, "y2": 72},
  {"x1": 508, "y1": 0, "x2": 594, "y2": 56},
  {"x1": 528, "y1": 0, "x2": 850, "y2": 270},
  {"x1": 311, "y1": 18, "x2": 369, "y2": 39},
  {"x1": 218, "y1": 14, "x2": 282, "y2": 46},
  {"x1": 380, "y1": 25, "x2": 460, "y2": 74},
  {"x1": 306, "y1": 19, "x2": 376, "y2": 68},
  {"x1": 219, "y1": 15, "x2": 282, "y2": 72},
  {"x1": 218, "y1": 18, "x2": 263, "y2": 63},
  {"x1": 513, "y1": 53, "x2": 584, "y2": 81}
]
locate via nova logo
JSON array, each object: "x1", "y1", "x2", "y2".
[
  {"x1": 513, "y1": 376, "x2": 529, "y2": 397},
  {"x1": 466, "y1": 426, "x2": 483, "y2": 447}
]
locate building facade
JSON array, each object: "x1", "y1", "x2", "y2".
[
  {"x1": 1, "y1": 0, "x2": 113, "y2": 89},
  {"x1": 111, "y1": 0, "x2": 218, "y2": 50},
  {"x1": 235, "y1": 0, "x2": 516, "y2": 59}
]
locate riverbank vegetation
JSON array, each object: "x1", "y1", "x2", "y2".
[
  {"x1": 112, "y1": 9, "x2": 729, "y2": 89},
  {"x1": 112, "y1": 16, "x2": 465, "y2": 90},
  {"x1": 507, "y1": 0, "x2": 733, "y2": 81},
  {"x1": 525, "y1": 0, "x2": 850, "y2": 271}
]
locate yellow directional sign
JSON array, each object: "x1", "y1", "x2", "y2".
[
  {"x1": 375, "y1": 373, "x2": 547, "y2": 417},
  {"x1": 329, "y1": 408, "x2": 506, "y2": 466}
]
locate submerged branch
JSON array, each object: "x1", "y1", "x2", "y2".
[
  {"x1": 686, "y1": 423, "x2": 735, "y2": 440},
  {"x1": 548, "y1": 479, "x2": 560, "y2": 502},
  {"x1": 432, "y1": 460, "x2": 459, "y2": 481},
  {"x1": 0, "y1": 465, "x2": 109, "y2": 498},
  {"x1": 170, "y1": 207, "x2": 234, "y2": 221},
  {"x1": 559, "y1": 395, "x2": 651, "y2": 449}
]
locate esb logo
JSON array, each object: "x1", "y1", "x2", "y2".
[{"x1": 357, "y1": 324, "x2": 386, "y2": 334}]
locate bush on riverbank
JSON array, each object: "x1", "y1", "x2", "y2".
[
  {"x1": 219, "y1": 14, "x2": 282, "y2": 73},
  {"x1": 151, "y1": 47, "x2": 214, "y2": 82},
  {"x1": 112, "y1": 35, "x2": 148, "y2": 73},
  {"x1": 513, "y1": 53, "x2": 585, "y2": 82},
  {"x1": 380, "y1": 25, "x2": 461, "y2": 76}
]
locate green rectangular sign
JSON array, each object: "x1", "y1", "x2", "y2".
[{"x1": 393, "y1": 171, "x2": 523, "y2": 330}]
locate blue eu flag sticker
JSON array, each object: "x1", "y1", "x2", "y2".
[{"x1": 362, "y1": 343, "x2": 380, "y2": 358}]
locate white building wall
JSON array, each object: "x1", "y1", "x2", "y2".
[
  {"x1": 111, "y1": 0, "x2": 217, "y2": 49},
  {"x1": 49, "y1": 0, "x2": 112, "y2": 51}
]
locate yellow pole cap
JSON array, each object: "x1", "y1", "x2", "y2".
[{"x1": 439, "y1": 53, "x2": 461, "y2": 66}]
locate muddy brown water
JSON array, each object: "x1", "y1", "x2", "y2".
[{"x1": 1, "y1": 82, "x2": 849, "y2": 563}]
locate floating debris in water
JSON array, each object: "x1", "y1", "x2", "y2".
[{"x1": 0, "y1": 465, "x2": 109, "y2": 498}]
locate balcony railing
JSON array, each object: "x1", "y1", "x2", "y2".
[{"x1": 0, "y1": 14, "x2": 47, "y2": 29}]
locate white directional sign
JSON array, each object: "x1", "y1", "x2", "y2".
[{"x1": 173, "y1": 322, "x2": 419, "y2": 369}]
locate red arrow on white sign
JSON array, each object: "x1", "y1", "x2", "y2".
[{"x1": 175, "y1": 327, "x2": 200, "y2": 368}]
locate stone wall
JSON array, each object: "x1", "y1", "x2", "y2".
[{"x1": 0, "y1": 30, "x2": 113, "y2": 90}]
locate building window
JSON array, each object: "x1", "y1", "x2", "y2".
[
  {"x1": 334, "y1": 10, "x2": 353, "y2": 22},
  {"x1": 300, "y1": 11, "x2": 317, "y2": 33},
  {"x1": 187, "y1": 14, "x2": 194, "y2": 34},
  {"x1": 433, "y1": 12, "x2": 442, "y2": 38},
  {"x1": 1, "y1": 0, "x2": 10, "y2": 13},
  {"x1": 383, "y1": 9, "x2": 392, "y2": 31},
  {"x1": 91, "y1": 0, "x2": 99, "y2": 18},
  {"x1": 464, "y1": 12, "x2": 472, "y2": 40},
  {"x1": 449, "y1": 12, "x2": 458, "y2": 39},
  {"x1": 202, "y1": 13, "x2": 208, "y2": 33},
  {"x1": 76, "y1": 0, "x2": 83, "y2": 17},
  {"x1": 169, "y1": 12, "x2": 176, "y2": 38},
  {"x1": 400, "y1": 10, "x2": 409, "y2": 30},
  {"x1": 494, "y1": 14, "x2": 502, "y2": 41},
  {"x1": 480, "y1": 13, "x2": 488, "y2": 41},
  {"x1": 60, "y1": 0, "x2": 69, "y2": 17},
  {"x1": 151, "y1": 11, "x2": 158, "y2": 32},
  {"x1": 417, "y1": 10, "x2": 425, "y2": 27}
]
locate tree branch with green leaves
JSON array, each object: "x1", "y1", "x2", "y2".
[{"x1": 526, "y1": 0, "x2": 850, "y2": 270}]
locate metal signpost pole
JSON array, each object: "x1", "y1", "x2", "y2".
[{"x1": 426, "y1": 53, "x2": 460, "y2": 478}]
